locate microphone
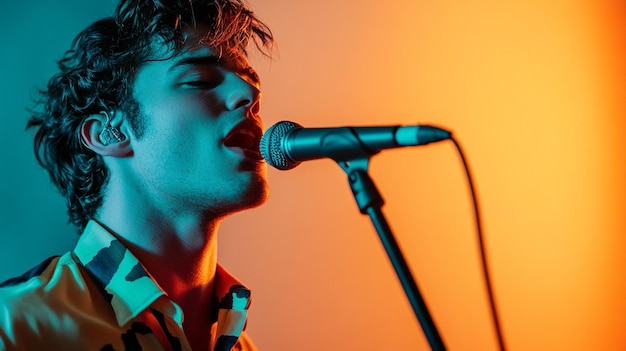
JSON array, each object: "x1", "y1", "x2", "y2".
[{"x1": 260, "y1": 121, "x2": 451, "y2": 170}]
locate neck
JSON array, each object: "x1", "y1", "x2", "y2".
[
  {"x1": 95, "y1": 178, "x2": 223, "y2": 317},
  {"x1": 98, "y1": 210, "x2": 221, "y2": 295}
]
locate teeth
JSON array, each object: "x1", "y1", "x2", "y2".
[
  {"x1": 239, "y1": 128, "x2": 255, "y2": 137},
  {"x1": 223, "y1": 122, "x2": 263, "y2": 158}
]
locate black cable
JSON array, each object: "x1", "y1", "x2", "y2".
[{"x1": 450, "y1": 136, "x2": 507, "y2": 351}]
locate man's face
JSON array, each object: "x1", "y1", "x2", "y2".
[{"x1": 123, "y1": 30, "x2": 269, "y2": 218}]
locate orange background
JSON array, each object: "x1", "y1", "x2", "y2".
[
  {"x1": 1, "y1": 0, "x2": 624, "y2": 350},
  {"x1": 220, "y1": 0, "x2": 626, "y2": 350}
]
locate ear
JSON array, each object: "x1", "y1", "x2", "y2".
[{"x1": 81, "y1": 112, "x2": 132, "y2": 157}]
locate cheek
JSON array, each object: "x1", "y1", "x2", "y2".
[
  {"x1": 133, "y1": 92, "x2": 225, "y2": 166},
  {"x1": 149, "y1": 128, "x2": 201, "y2": 164},
  {"x1": 140, "y1": 99, "x2": 200, "y2": 145},
  {"x1": 149, "y1": 122, "x2": 223, "y2": 175}
]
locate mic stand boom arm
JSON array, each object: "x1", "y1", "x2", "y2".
[{"x1": 338, "y1": 157, "x2": 446, "y2": 351}]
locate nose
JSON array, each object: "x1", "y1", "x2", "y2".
[{"x1": 224, "y1": 73, "x2": 261, "y2": 115}]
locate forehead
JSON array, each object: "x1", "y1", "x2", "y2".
[{"x1": 146, "y1": 30, "x2": 259, "y2": 86}]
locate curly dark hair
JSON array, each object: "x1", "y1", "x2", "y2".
[{"x1": 27, "y1": 0, "x2": 274, "y2": 232}]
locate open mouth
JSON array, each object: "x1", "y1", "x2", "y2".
[{"x1": 223, "y1": 121, "x2": 263, "y2": 160}]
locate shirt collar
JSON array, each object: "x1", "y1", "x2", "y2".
[
  {"x1": 72, "y1": 220, "x2": 253, "y2": 336},
  {"x1": 73, "y1": 220, "x2": 165, "y2": 327}
]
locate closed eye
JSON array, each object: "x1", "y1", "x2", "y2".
[
  {"x1": 181, "y1": 80, "x2": 220, "y2": 89},
  {"x1": 175, "y1": 61, "x2": 224, "y2": 90}
]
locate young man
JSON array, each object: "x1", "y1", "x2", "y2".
[{"x1": 0, "y1": 0, "x2": 273, "y2": 350}]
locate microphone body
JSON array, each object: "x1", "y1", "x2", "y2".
[{"x1": 260, "y1": 121, "x2": 451, "y2": 170}]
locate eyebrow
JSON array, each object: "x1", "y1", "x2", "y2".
[{"x1": 168, "y1": 55, "x2": 221, "y2": 72}]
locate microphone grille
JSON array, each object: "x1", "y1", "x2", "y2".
[{"x1": 260, "y1": 120, "x2": 302, "y2": 170}]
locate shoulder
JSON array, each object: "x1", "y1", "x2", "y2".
[
  {"x1": 0, "y1": 255, "x2": 63, "y2": 314},
  {"x1": 0, "y1": 253, "x2": 86, "y2": 299},
  {"x1": 0, "y1": 253, "x2": 86, "y2": 348},
  {"x1": 0, "y1": 256, "x2": 58, "y2": 289}
]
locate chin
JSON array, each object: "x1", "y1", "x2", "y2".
[
  {"x1": 231, "y1": 178, "x2": 270, "y2": 214},
  {"x1": 210, "y1": 172, "x2": 269, "y2": 217},
  {"x1": 245, "y1": 181, "x2": 270, "y2": 209}
]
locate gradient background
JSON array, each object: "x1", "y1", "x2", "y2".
[{"x1": 1, "y1": 1, "x2": 624, "y2": 350}]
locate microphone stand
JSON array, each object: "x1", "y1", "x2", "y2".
[{"x1": 338, "y1": 157, "x2": 446, "y2": 351}]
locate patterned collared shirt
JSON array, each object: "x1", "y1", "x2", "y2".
[{"x1": 0, "y1": 220, "x2": 257, "y2": 351}]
